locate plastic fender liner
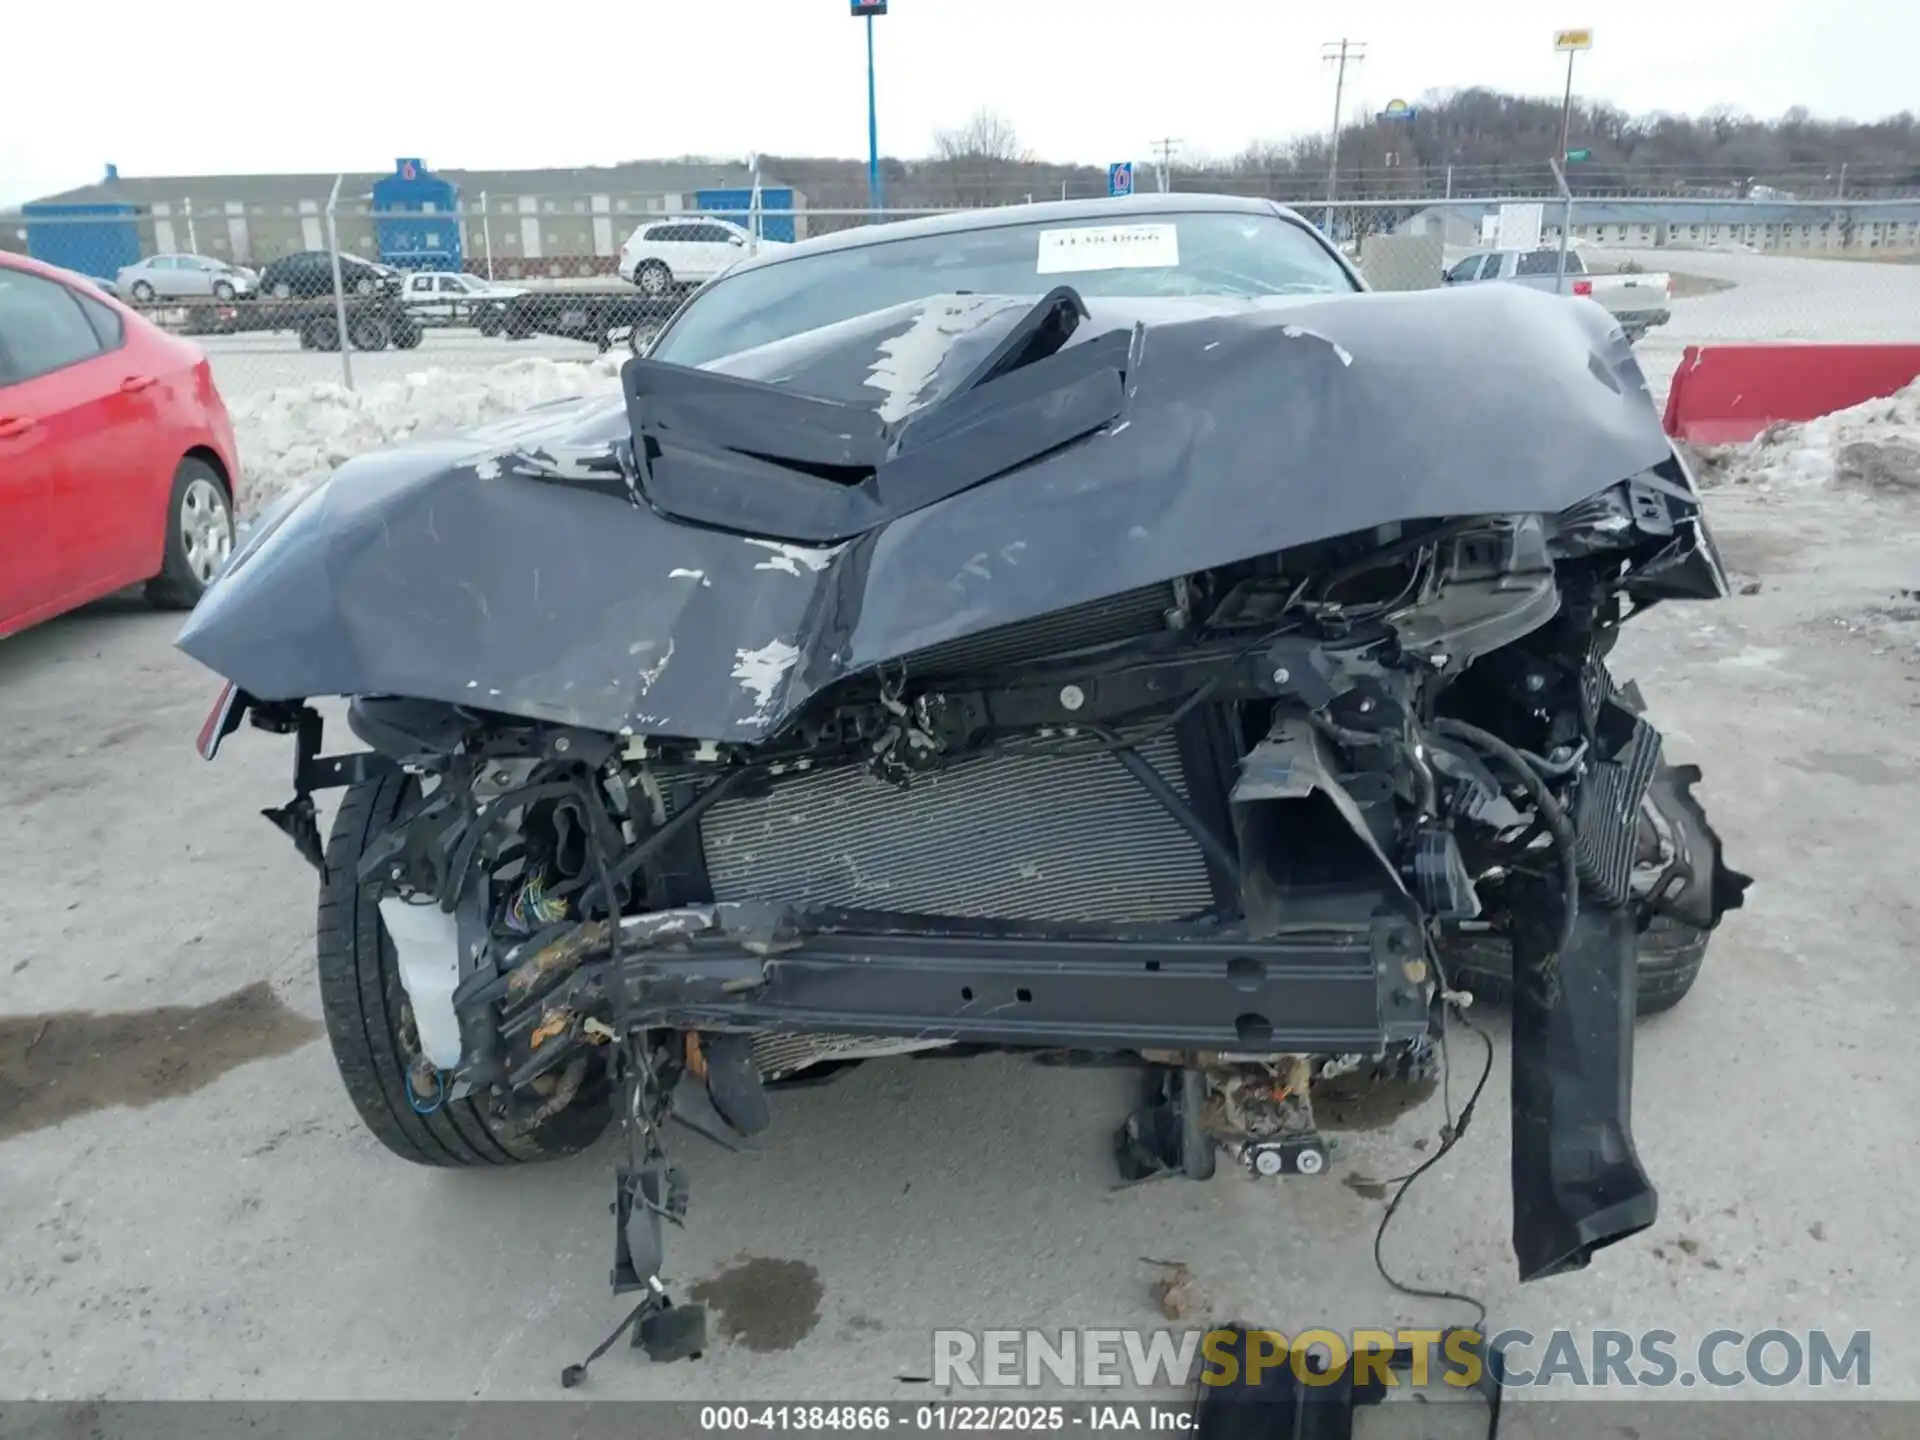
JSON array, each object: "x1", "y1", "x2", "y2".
[{"x1": 1509, "y1": 890, "x2": 1657, "y2": 1282}]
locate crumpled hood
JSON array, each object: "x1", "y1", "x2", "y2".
[{"x1": 177, "y1": 282, "x2": 1679, "y2": 742}]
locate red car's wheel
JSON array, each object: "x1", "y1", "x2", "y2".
[{"x1": 145, "y1": 458, "x2": 234, "y2": 609}]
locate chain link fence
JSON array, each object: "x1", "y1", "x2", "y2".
[{"x1": 10, "y1": 189, "x2": 1919, "y2": 416}]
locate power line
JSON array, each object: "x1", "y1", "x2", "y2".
[{"x1": 1321, "y1": 39, "x2": 1367, "y2": 230}]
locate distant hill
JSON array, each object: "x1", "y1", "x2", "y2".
[{"x1": 749, "y1": 90, "x2": 1919, "y2": 221}]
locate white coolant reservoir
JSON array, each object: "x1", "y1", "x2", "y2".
[{"x1": 377, "y1": 897, "x2": 464, "y2": 1070}]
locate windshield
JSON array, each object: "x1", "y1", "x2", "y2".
[{"x1": 650, "y1": 210, "x2": 1357, "y2": 367}]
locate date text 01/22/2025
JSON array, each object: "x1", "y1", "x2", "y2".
[{"x1": 698, "y1": 1404, "x2": 1192, "y2": 1432}]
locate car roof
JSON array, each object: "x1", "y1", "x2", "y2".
[
  {"x1": 718, "y1": 192, "x2": 1302, "y2": 279},
  {"x1": 1, "y1": 250, "x2": 108, "y2": 285}
]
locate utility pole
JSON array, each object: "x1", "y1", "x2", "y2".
[
  {"x1": 1149, "y1": 137, "x2": 1181, "y2": 194},
  {"x1": 1321, "y1": 39, "x2": 1366, "y2": 235}
]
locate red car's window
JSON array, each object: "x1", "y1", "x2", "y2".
[
  {"x1": 0, "y1": 269, "x2": 107, "y2": 385},
  {"x1": 74, "y1": 289, "x2": 126, "y2": 349}
]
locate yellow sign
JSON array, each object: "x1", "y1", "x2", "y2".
[{"x1": 1554, "y1": 27, "x2": 1594, "y2": 50}]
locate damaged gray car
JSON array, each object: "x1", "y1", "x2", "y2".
[{"x1": 181, "y1": 194, "x2": 1749, "y2": 1372}]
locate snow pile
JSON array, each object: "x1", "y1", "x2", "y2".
[
  {"x1": 1696, "y1": 378, "x2": 1920, "y2": 495},
  {"x1": 229, "y1": 357, "x2": 623, "y2": 514}
]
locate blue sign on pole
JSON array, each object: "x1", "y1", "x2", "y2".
[{"x1": 1108, "y1": 162, "x2": 1134, "y2": 197}]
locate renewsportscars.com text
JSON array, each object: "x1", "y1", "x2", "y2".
[{"x1": 932, "y1": 1327, "x2": 1872, "y2": 1391}]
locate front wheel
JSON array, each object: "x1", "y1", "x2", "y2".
[
  {"x1": 130, "y1": 280, "x2": 156, "y2": 303},
  {"x1": 145, "y1": 458, "x2": 234, "y2": 609},
  {"x1": 634, "y1": 260, "x2": 672, "y2": 296},
  {"x1": 349, "y1": 314, "x2": 391, "y2": 351},
  {"x1": 1442, "y1": 762, "x2": 1738, "y2": 1018},
  {"x1": 212, "y1": 280, "x2": 237, "y2": 301},
  {"x1": 318, "y1": 773, "x2": 611, "y2": 1166}
]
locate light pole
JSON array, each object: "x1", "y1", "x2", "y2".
[{"x1": 852, "y1": 0, "x2": 888, "y2": 211}]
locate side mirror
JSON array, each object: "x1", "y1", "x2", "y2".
[{"x1": 729, "y1": 236, "x2": 746, "y2": 247}]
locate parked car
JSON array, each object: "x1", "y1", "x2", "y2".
[
  {"x1": 0, "y1": 252, "x2": 239, "y2": 638},
  {"x1": 1443, "y1": 247, "x2": 1672, "y2": 341},
  {"x1": 615, "y1": 217, "x2": 784, "y2": 296},
  {"x1": 257, "y1": 251, "x2": 402, "y2": 300},
  {"x1": 399, "y1": 270, "x2": 527, "y2": 334},
  {"x1": 49, "y1": 266, "x2": 118, "y2": 298},
  {"x1": 118, "y1": 253, "x2": 259, "y2": 304},
  {"x1": 182, "y1": 195, "x2": 1748, "y2": 1368}
]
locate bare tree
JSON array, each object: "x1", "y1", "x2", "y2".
[
  {"x1": 926, "y1": 108, "x2": 1036, "y2": 206},
  {"x1": 933, "y1": 108, "x2": 1024, "y2": 163}
]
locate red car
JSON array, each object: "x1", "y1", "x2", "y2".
[{"x1": 1, "y1": 252, "x2": 240, "y2": 638}]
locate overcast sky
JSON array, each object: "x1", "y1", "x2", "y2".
[{"x1": 4, "y1": 0, "x2": 1911, "y2": 206}]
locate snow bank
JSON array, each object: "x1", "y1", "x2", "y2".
[
  {"x1": 1695, "y1": 378, "x2": 1920, "y2": 494},
  {"x1": 228, "y1": 356, "x2": 623, "y2": 515}
]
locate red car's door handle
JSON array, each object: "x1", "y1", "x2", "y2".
[
  {"x1": 0, "y1": 416, "x2": 35, "y2": 438},
  {"x1": 120, "y1": 374, "x2": 158, "y2": 393}
]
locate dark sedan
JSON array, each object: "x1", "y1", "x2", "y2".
[{"x1": 256, "y1": 251, "x2": 402, "y2": 300}]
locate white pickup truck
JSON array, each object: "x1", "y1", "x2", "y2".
[
  {"x1": 398, "y1": 271, "x2": 528, "y2": 335},
  {"x1": 1442, "y1": 248, "x2": 1672, "y2": 342}
]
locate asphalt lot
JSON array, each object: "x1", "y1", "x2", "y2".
[
  {"x1": 1603, "y1": 245, "x2": 1920, "y2": 409},
  {"x1": 3, "y1": 252, "x2": 1918, "y2": 1406},
  {"x1": 199, "y1": 328, "x2": 599, "y2": 401}
]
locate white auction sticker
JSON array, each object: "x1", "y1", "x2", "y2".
[{"x1": 1035, "y1": 223, "x2": 1180, "y2": 274}]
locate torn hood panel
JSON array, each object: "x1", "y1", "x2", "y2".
[{"x1": 177, "y1": 282, "x2": 1682, "y2": 741}]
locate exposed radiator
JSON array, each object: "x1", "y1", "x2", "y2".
[{"x1": 698, "y1": 732, "x2": 1215, "y2": 925}]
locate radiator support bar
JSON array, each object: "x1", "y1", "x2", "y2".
[{"x1": 491, "y1": 901, "x2": 1430, "y2": 1073}]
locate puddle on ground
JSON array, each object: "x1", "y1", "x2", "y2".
[
  {"x1": 690, "y1": 1256, "x2": 825, "y2": 1353},
  {"x1": 0, "y1": 982, "x2": 320, "y2": 1143},
  {"x1": 1312, "y1": 1074, "x2": 1439, "y2": 1133}
]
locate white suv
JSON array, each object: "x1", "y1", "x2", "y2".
[{"x1": 616, "y1": 218, "x2": 780, "y2": 296}]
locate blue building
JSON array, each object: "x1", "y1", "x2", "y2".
[
  {"x1": 24, "y1": 164, "x2": 142, "y2": 279},
  {"x1": 370, "y1": 158, "x2": 461, "y2": 271},
  {"x1": 694, "y1": 187, "x2": 801, "y2": 244}
]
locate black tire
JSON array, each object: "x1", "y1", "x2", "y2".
[
  {"x1": 1444, "y1": 913, "x2": 1707, "y2": 1018},
  {"x1": 477, "y1": 308, "x2": 502, "y2": 338},
  {"x1": 394, "y1": 323, "x2": 423, "y2": 350},
  {"x1": 144, "y1": 457, "x2": 234, "y2": 609},
  {"x1": 212, "y1": 280, "x2": 237, "y2": 301},
  {"x1": 304, "y1": 317, "x2": 341, "y2": 351},
  {"x1": 130, "y1": 280, "x2": 156, "y2": 303},
  {"x1": 318, "y1": 772, "x2": 612, "y2": 1167},
  {"x1": 349, "y1": 314, "x2": 391, "y2": 351},
  {"x1": 634, "y1": 260, "x2": 672, "y2": 296},
  {"x1": 1442, "y1": 759, "x2": 1733, "y2": 1018}
]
